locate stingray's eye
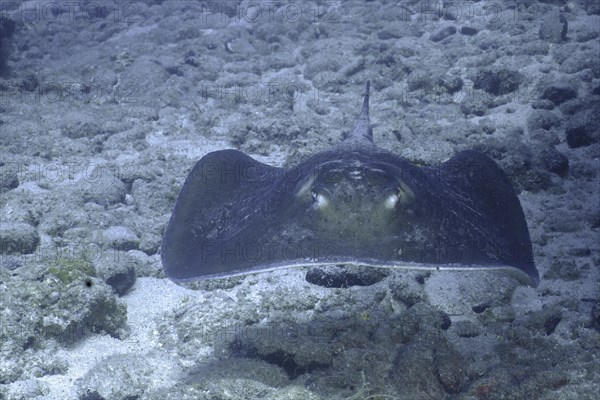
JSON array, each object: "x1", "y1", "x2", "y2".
[
  {"x1": 311, "y1": 190, "x2": 328, "y2": 209},
  {"x1": 295, "y1": 176, "x2": 317, "y2": 203},
  {"x1": 385, "y1": 183, "x2": 415, "y2": 210},
  {"x1": 384, "y1": 192, "x2": 399, "y2": 209}
]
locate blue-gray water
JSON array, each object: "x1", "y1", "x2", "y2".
[{"x1": 0, "y1": 1, "x2": 599, "y2": 399}]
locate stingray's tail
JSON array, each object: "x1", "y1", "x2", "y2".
[{"x1": 346, "y1": 81, "x2": 373, "y2": 143}]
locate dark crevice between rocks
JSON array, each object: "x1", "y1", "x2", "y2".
[
  {"x1": 80, "y1": 392, "x2": 138, "y2": 400},
  {"x1": 591, "y1": 300, "x2": 600, "y2": 332},
  {"x1": 261, "y1": 350, "x2": 329, "y2": 380},
  {"x1": 228, "y1": 339, "x2": 329, "y2": 380},
  {"x1": 415, "y1": 272, "x2": 430, "y2": 284},
  {"x1": 544, "y1": 313, "x2": 562, "y2": 335},
  {"x1": 305, "y1": 265, "x2": 388, "y2": 288},
  {"x1": 472, "y1": 303, "x2": 491, "y2": 314},
  {"x1": 79, "y1": 391, "x2": 105, "y2": 400}
]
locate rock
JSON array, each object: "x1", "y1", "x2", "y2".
[
  {"x1": 1, "y1": 270, "x2": 74, "y2": 384},
  {"x1": 584, "y1": 2, "x2": 600, "y2": 15},
  {"x1": 0, "y1": 222, "x2": 39, "y2": 254},
  {"x1": 44, "y1": 278, "x2": 127, "y2": 342},
  {"x1": 391, "y1": 332, "x2": 465, "y2": 397},
  {"x1": 390, "y1": 280, "x2": 426, "y2": 307},
  {"x1": 94, "y1": 252, "x2": 136, "y2": 296},
  {"x1": 63, "y1": 121, "x2": 112, "y2": 139},
  {"x1": 525, "y1": 305, "x2": 563, "y2": 335},
  {"x1": 521, "y1": 168, "x2": 553, "y2": 192},
  {"x1": 539, "y1": 11, "x2": 568, "y2": 43},
  {"x1": 482, "y1": 123, "x2": 496, "y2": 135},
  {"x1": 529, "y1": 129, "x2": 560, "y2": 146},
  {"x1": 18, "y1": 73, "x2": 39, "y2": 92},
  {"x1": 558, "y1": 97, "x2": 592, "y2": 115},
  {"x1": 531, "y1": 99, "x2": 555, "y2": 110},
  {"x1": 430, "y1": 25, "x2": 457, "y2": 42},
  {"x1": 76, "y1": 354, "x2": 161, "y2": 400},
  {"x1": 0, "y1": 255, "x2": 22, "y2": 270},
  {"x1": 540, "y1": 147, "x2": 569, "y2": 176},
  {"x1": 406, "y1": 302, "x2": 452, "y2": 331},
  {"x1": 102, "y1": 225, "x2": 140, "y2": 251},
  {"x1": 560, "y1": 50, "x2": 600, "y2": 76},
  {"x1": 566, "y1": 128, "x2": 594, "y2": 148},
  {"x1": 526, "y1": 110, "x2": 561, "y2": 131},
  {"x1": 544, "y1": 259, "x2": 581, "y2": 281},
  {"x1": 566, "y1": 247, "x2": 591, "y2": 257},
  {"x1": 455, "y1": 320, "x2": 482, "y2": 338},
  {"x1": 570, "y1": 15, "x2": 599, "y2": 42},
  {"x1": 0, "y1": 162, "x2": 18, "y2": 191},
  {"x1": 377, "y1": 28, "x2": 402, "y2": 40},
  {"x1": 544, "y1": 214, "x2": 583, "y2": 233},
  {"x1": 392, "y1": 339, "x2": 446, "y2": 398},
  {"x1": 478, "y1": 306, "x2": 515, "y2": 324},
  {"x1": 407, "y1": 69, "x2": 434, "y2": 91},
  {"x1": 80, "y1": 173, "x2": 127, "y2": 207},
  {"x1": 460, "y1": 99, "x2": 487, "y2": 116},
  {"x1": 474, "y1": 68, "x2": 523, "y2": 96},
  {"x1": 434, "y1": 345, "x2": 466, "y2": 394},
  {"x1": 565, "y1": 105, "x2": 600, "y2": 148},
  {"x1": 541, "y1": 81, "x2": 577, "y2": 105},
  {"x1": 460, "y1": 26, "x2": 478, "y2": 35},
  {"x1": 47, "y1": 256, "x2": 96, "y2": 285},
  {"x1": 1, "y1": 379, "x2": 49, "y2": 399},
  {"x1": 437, "y1": 75, "x2": 463, "y2": 94},
  {"x1": 139, "y1": 232, "x2": 161, "y2": 255}
]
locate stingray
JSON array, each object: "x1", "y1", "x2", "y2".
[{"x1": 161, "y1": 82, "x2": 539, "y2": 287}]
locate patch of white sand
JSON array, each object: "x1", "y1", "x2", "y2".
[{"x1": 36, "y1": 277, "x2": 192, "y2": 399}]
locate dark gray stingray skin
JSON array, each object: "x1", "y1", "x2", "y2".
[{"x1": 162, "y1": 82, "x2": 540, "y2": 287}]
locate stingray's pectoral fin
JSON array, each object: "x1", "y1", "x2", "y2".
[
  {"x1": 442, "y1": 150, "x2": 540, "y2": 287},
  {"x1": 161, "y1": 149, "x2": 282, "y2": 281}
]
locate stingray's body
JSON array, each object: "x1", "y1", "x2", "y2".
[{"x1": 162, "y1": 82, "x2": 539, "y2": 287}]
